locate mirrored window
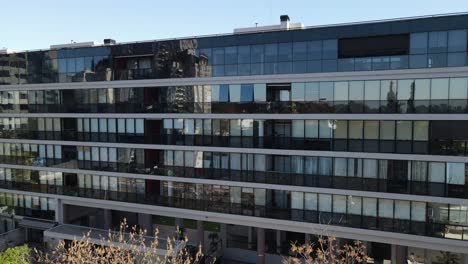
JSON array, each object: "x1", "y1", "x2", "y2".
[
  {"x1": 322, "y1": 39, "x2": 337, "y2": 59},
  {"x1": 278, "y1": 43, "x2": 292, "y2": 61},
  {"x1": 292, "y1": 83, "x2": 305, "y2": 101},
  {"x1": 349, "y1": 81, "x2": 364, "y2": 101},
  {"x1": 319, "y1": 82, "x2": 334, "y2": 101},
  {"x1": 449, "y1": 78, "x2": 468, "y2": 99},
  {"x1": 293, "y1": 42, "x2": 307, "y2": 61},
  {"x1": 429, "y1": 162, "x2": 445, "y2": 183},
  {"x1": 448, "y1": 30, "x2": 467, "y2": 52},
  {"x1": 251, "y1": 45, "x2": 264, "y2": 63},
  {"x1": 265, "y1": 44, "x2": 278, "y2": 62},
  {"x1": 333, "y1": 82, "x2": 348, "y2": 101},
  {"x1": 305, "y1": 82, "x2": 319, "y2": 101},
  {"x1": 212, "y1": 48, "x2": 224, "y2": 65},
  {"x1": 225, "y1": 47, "x2": 238, "y2": 65},
  {"x1": 428, "y1": 31, "x2": 448, "y2": 53},
  {"x1": 410, "y1": 33, "x2": 428, "y2": 54},
  {"x1": 431, "y1": 78, "x2": 449, "y2": 99},
  {"x1": 307, "y1": 41, "x2": 322, "y2": 60}
]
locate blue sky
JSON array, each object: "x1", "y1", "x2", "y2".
[{"x1": 2, "y1": 0, "x2": 468, "y2": 51}]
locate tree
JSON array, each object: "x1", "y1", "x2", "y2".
[
  {"x1": 0, "y1": 244, "x2": 30, "y2": 264},
  {"x1": 34, "y1": 218, "x2": 204, "y2": 264},
  {"x1": 436, "y1": 251, "x2": 459, "y2": 264},
  {"x1": 282, "y1": 236, "x2": 369, "y2": 264}
]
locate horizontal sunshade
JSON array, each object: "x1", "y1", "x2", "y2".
[{"x1": 338, "y1": 34, "x2": 409, "y2": 58}]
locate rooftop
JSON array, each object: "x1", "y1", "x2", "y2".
[{"x1": 3, "y1": 12, "x2": 468, "y2": 54}]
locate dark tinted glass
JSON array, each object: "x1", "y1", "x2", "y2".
[
  {"x1": 240, "y1": 84, "x2": 254, "y2": 102},
  {"x1": 307, "y1": 41, "x2": 322, "y2": 60},
  {"x1": 339, "y1": 34, "x2": 409, "y2": 58},
  {"x1": 322, "y1": 59, "x2": 337, "y2": 72},
  {"x1": 224, "y1": 64, "x2": 238, "y2": 76},
  {"x1": 428, "y1": 53, "x2": 447, "y2": 68},
  {"x1": 448, "y1": 30, "x2": 467, "y2": 52},
  {"x1": 428, "y1": 31, "x2": 448, "y2": 54},
  {"x1": 410, "y1": 33, "x2": 428, "y2": 54},
  {"x1": 448, "y1": 53, "x2": 466, "y2": 67},
  {"x1": 251, "y1": 45, "x2": 264, "y2": 63},
  {"x1": 322, "y1": 39, "x2": 337, "y2": 59},
  {"x1": 238, "y1": 46, "x2": 251, "y2": 64},
  {"x1": 213, "y1": 48, "x2": 224, "y2": 65},
  {"x1": 292, "y1": 61, "x2": 307, "y2": 73},
  {"x1": 307, "y1": 60, "x2": 322, "y2": 72},
  {"x1": 410, "y1": 55, "x2": 427, "y2": 68},
  {"x1": 219, "y1": 85, "x2": 229, "y2": 102},
  {"x1": 238, "y1": 63, "x2": 251, "y2": 75},
  {"x1": 265, "y1": 44, "x2": 278, "y2": 62},
  {"x1": 225, "y1": 46, "x2": 238, "y2": 64},
  {"x1": 278, "y1": 42, "x2": 292, "y2": 61},
  {"x1": 390, "y1": 56, "x2": 409, "y2": 69},
  {"x1": 338, "y1": 58, "x2": 354, "y2": 72},
  {"x1": 293, "y1": 42, "x2": 307, "y2": 61}
]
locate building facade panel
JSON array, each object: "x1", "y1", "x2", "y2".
[{"x1": 2, "y1": 13, "x2": 468, "y2": 263}]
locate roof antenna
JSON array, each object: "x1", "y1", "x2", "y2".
[{"x1": 255, "y1": 22, "x2": 258, "y2": 28}]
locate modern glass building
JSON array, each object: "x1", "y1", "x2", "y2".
[{"x1": 1, "y1": 13, "x2": 468, "y2": 263}]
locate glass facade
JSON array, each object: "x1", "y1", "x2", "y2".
[
  {"x1": 0, "y1": 191, "x2": 55, "y2": 220},
  {"x1": 0, "y1": 143, "x2": 467, "y2": 198},
  {"x1": 0, "y1": 167, "x2": 467, "y2": 240},
  {"x1": 3, "y1": 13, "x2": 468, "y2": 250},
  {"x1": 1, "y1": 14, "x2": 468, "y2": 85},
  {"x1": 0, "y1": 77, "x2": 467, "y2": 114},
  {"x1": 3, "y1": 117, "x2": 468, "y2": 155}
]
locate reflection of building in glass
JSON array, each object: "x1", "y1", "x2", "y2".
[
  {"x1": 0, "y1": 52, "x2": 27, "y2": 85},
  {"x1": 0, "y1": 13, "x2": 468, "y2": 264}
]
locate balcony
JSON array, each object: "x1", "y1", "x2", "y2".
[
  {"x1": 1, "y1": 130, "x2": 467, "y2": 156},
  {"x1": 0, "y1": 182, "x2": 467, "y2": 241},
  {"x1": 4, "y1": 100, "x2": 468, "y2": 114}
]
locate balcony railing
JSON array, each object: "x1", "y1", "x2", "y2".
[
  {"x1": 2, "y1": 100, "x2": 468, "y2": 114},
  {"x1": 0, "y1": 181, "x2": 467, "y2": 241},
  {"x1": 0, "y1": 157, "x2": 467, "y2": 199},
  {"x1": 0, "y1": 130, "x2": 467, "y2": 156}
]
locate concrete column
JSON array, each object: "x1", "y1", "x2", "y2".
[
  {"x1": 55, "y1": 198, "x2": 64, "y2": 224},
  {"x1": 258, "y1": 120, "x2": 264, "y2": 137},
  {"x1": 248, "y1": 227, "x2": 253, "y2": 249},
  {"x1": 175, "y1": 218, "x2": 184, "y2": 229},
  {"x1": 257, "y1": 227, "x2": 265, "y2": 264},
  {"x1": 175, "y1": 218, "x2": 184, "y2": 239},
  {"x1": 464, "y1": 253, "x2": 468, "y2": 264},
  {"x1": 258, "y1": 120, "x2": 264, "y2": 148},
  {"x1": 276, "y1": 230, "x2": 281, "y2": 254},
  {"x1": 424, "y1": 249, "x2": 431, "y2": 264},
  {"x1": 304, "y1": 233, "x2": 311, "y2": 244},
  {"x1": 103, "y1": 209, "x2": 112, "y2": 230},
  {"x1": 168, "y1": 181, "x2": 174, "y2": 197},
  {"x1": 196, "y1": 220, "x2": 204, "y2": 248},
  {"x1": 138, "y1": 213, "x2": 153, "y2": 235},
  {"x1": 6, "y1": 218, "x2": 15, "y2": 230},
  {"x1": 220, "y1": 224, "x2": 227, "y2": 252},
  {"x1": 391, "y1": 245, "x2": 407, "y2": 264}
]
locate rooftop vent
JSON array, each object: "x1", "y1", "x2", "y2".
[
  {"x1": 280, "y1": 15, "x2": 290, "y2": 29},
  {"x1": 50, "y1": 41, "x2": 101, "y2": 50},
  {"x1": 104, "y1": 39, "x2": 116, "y2": 45},
  {"x1": 0, "y1": 48, "x2": 15, "y2": 54},
  {"x1": 234, "y1": 15, "x2": 304, "y2": 34}
]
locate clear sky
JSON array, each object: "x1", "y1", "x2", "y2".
[{"x1": 2, "y1": 0, "x2": 468, "y2": 51}]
